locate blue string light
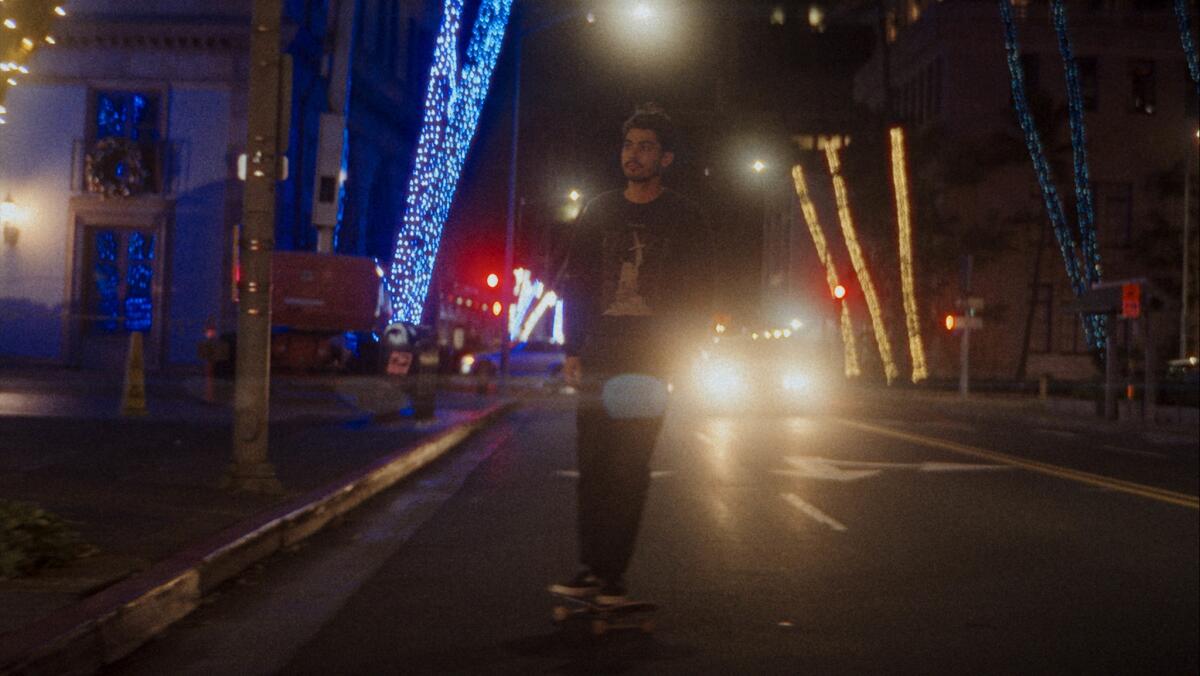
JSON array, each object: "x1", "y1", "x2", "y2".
[
  {"x1": 999, "y1": 0, "x2": 1104, "y2": 351},
  {"x1": 1177, "y1": 0, "x2": 1200, "y2": 92},
  {"x1": 1051, "y1": 0, "x2": 1106, "y2": 349},
  {"x1": 388, "y1": 0, "x2": 514, "y2": 324}
]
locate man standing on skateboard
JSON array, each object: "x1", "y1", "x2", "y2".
[{"x1": 550, "y1": 104, "x2": 713, "y2": 605}]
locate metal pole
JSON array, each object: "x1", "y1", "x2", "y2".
[
  {"x1": 1104, "y1": 321, "x2": 1118, "y2": 420},
  {"x1": 960, "y1": 322, "x2": 970, "y2": 399},
  {"x1": 1182, "y1": 146, "x2": 1192, "y2": 359},
  {"x1": 500, "y1": 21, "x2": 521, "y2": 393},
  {"x1": 225, "y1": 0, "x2": 284, "y2": 494},
  {"x1": 959, "y1": 254, "x2": 972, "y2": 398}
]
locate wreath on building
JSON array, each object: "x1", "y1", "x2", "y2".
[{"x1": 85, "y1": 138, "x2": 148, "y2": 198}]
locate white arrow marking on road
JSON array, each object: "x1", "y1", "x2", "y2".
[
  {"x1": 775, "y1": 457, "x2": 881, "y2": 482},
  {"x1": 774, "y1": 456, "x2": 1011, "y2": 481},
  {"x1": 781, "y1": 493, "x2": 847, "y2": 532}
]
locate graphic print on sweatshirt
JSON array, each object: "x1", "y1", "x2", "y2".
[{"x1": 602, "y1": 223, "x2": 666, "y2": 317}]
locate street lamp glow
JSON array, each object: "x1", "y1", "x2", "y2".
[
  {"x1": 568, "y1": 189, "x2": 581, "y2": 202},
  {"x1": 752, "y1": 160, "x2": 766, "y2": 173},
  {"x1": 790, "y1": 318, "x2": 802, "y2": 330},
  {"x1": 632, "y1": 3, "x2": 654, "y2": 20}
]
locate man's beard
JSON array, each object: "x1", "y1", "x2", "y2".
[{"x1": 624, "y1": 165, "x2": 659, "y2": 182}]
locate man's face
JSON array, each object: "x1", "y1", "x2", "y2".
[{"x1": 621, "y1": 128, "x2": 674, "y2": 183}]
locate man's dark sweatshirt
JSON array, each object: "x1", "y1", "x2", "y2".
[{"x1": 562, "y1": 188, "x2": 713, "y2": 378}]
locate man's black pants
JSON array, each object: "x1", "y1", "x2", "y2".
[{"x1": 575, "y1": 401, "x2": 665, "y2": 583}]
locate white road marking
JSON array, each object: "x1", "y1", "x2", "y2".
[
  {"x1": 1034, "y1": 428, "x2": 1078, "y2": 438},
  {"x1": 554, "y1": 470, "x2": 675, "y2": 479},
  {"x1": 780, "y1": 493, "x2": 847, "y2": 532},
  {"x1": 919, "y1": 421, "x2": 977, "y2": 434},
  {"x1": 776, "y1": 456, "x2": 1009, "y2": 481},
  {"x1": 1100, "y1": 444, "x2": 1169, "y2": 459}
]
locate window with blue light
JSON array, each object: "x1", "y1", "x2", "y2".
[
  {"x1": 91, "y1": 90, "x2": 162, "y2": 191},
  {"x1": 88, "y1": 229, "x2": 156, "y2": 334}
]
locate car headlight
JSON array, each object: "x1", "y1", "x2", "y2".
[
  {"x1": 694, "y1": 357, "x2": 747, "y2": 403},
  {"x1": 781, "y1": 371, "x2": 811, "y2": 394}
]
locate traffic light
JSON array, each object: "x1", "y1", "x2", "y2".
[
  {"x1": 833, "y1": 284, "x2": 847, "y2": 300},
  {"x1": 486, "y1": 273, "x2": 500, "y2": 289},
  {"x1": 945, "y1": 314, "x2": 956, "y2": 331}
]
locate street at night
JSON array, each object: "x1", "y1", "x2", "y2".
[
  {"x1": 106, "y1": 393, "x2": 1198, "y2": 674},
  {"x1": 2, "y1": 0, "x2": 1199, "y2": 673}
]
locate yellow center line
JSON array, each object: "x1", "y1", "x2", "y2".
[{"x1": 832, "y1": 417, "x2": 1199, "y2": 510}]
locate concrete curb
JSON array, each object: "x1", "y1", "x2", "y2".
[{"x1": 0, "y1": 401, "x2": 517, "y2": 675}]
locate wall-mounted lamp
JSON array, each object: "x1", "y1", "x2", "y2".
[{"x1": 1, "y1": 193, "x2": 19, "y2": 246}]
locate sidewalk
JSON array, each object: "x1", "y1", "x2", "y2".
[{"x1": 0, "y1": 365, "x2": 515, "y2": 673}]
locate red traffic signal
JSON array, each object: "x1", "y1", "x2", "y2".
[
  {"x1": 486, "y1": 273, "x2": 500, "y2": 289},
  {"x1": 833, "y1": 284, "x2": 847, "y2": 300},
  {"x1": 945, "y1": 314, "x2": 956, "y2": 331}
]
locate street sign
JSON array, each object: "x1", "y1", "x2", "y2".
[{"x1": 1121, "y1": 282, "x2": 1141, "y2": 319}]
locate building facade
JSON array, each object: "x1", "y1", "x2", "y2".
[
  {"x1": 852, "y1": 0, "x2": 1198, "y2": 381},
  {"x1": 0, "y1": 0, "x2": 436, "y2": 370}
]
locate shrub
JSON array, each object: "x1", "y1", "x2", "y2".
[{"x1": 0, "y1": 500, "x2": 90, "y2": 580}]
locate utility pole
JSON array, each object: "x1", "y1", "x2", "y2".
[
  {"x1": 1182, "y1": 133, "x2": 1194, "y2": 359},
  {"x1": 501, "y1": 12, "x2": 522, "y2": 394},
  {"x1": 960, "y1": 254, "x2": 973, "y2": 399},
  {"x1": 225, "y1": 0, "x2": 285, "y2": 494}
]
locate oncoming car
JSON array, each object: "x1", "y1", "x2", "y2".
[{"x1": 679, "y1": 330, "x2": 842, "y2": 414}]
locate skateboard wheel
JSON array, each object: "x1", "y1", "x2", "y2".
[{"x1": 591, "y1": 619, "x2": 608, "y2": 636}]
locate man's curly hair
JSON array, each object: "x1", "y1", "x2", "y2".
[{"x1": 622, "y1": 103, "x2": 677, "y2": 152}]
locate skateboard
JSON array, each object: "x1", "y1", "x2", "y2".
[{"x1": 550, "y1": 593, "x2": 658, "y2": 636}]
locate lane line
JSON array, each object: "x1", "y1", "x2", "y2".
[
  {"x1": 1101, "y1": 444, "x2": 1169, "y2": 460},
  {"x1": 1033, "y1": 428, "x2": 1078, "y2": 438},
  {"x1": 833, "y1": 417, "x2": 1199, "y2": 510},
  {"x1": 780, "y1": 493, "x2": 848, "y2": 532}
]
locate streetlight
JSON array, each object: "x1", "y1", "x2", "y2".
[
  {"x1": 568, "y1": 188, "x2": 582, "y2": 202},
  {"x1": 502, "y1": 6, "x2": 610, "y2": 390},
  {"x1": 1, "y1": 193, "x2": 20, "y2": 246},
  {"x1": 752, "y1": 159, "x2": 766, "y2": 173}
]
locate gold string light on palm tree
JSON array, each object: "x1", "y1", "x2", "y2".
[
  {"x1": 826, "y1": 143, "x2": 899, "y2": 385},
  {"x1": 0, "y1": 1, "x2": 67, "y2": 125},
  {"x1": 791, "y1": 164, "x2": 861, "y2": 378}
]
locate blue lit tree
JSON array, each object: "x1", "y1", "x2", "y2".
[{"x1": 388, "y1": 0, "x2": 514, "y2": 324}]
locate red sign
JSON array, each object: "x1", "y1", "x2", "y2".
[{"x1": 1121, "y1": 283, "x2": 1141, "y2": 319}]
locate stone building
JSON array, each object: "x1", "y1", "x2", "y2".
[
  {"x1": 851, "y1": 0, "x2": 1198, "y2": 381},
  {"x1": 0, "y1": 0, "x2": 437, "y2": 370}
]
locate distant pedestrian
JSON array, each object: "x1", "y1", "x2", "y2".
[{"x1": 549, "y1": 104, "x2": 713, "y2": 605}]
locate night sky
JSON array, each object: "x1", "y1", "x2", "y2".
[{"x1": 434, "y1": 0, "x2": 875, "y2": 318}]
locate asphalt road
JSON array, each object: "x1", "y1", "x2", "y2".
[{"x1": 108, "y1": 394, "x2": 1199, "y2": 675}]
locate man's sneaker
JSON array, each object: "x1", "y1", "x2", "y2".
[
  {"x1": 548, "y1": 570, "x2": 601, "y2": 598},
  {"x1": 595, "y1": 580, "x2": 629, "y2": 606}
]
